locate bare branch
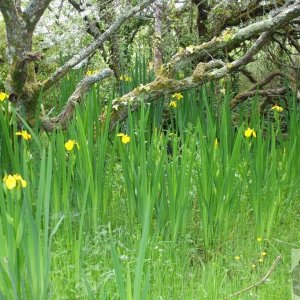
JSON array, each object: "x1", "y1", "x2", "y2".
[
  {"x1": 240, "y1": 69, "x2": 257, "y2": 84},
  {"x1": 208, "y1": 0, "x2": 286, "y2": 34},
  {"x1": 14, "y1": 0, "x2": 22, "y2": 14},
  {"x1": 165, "y1": 3, "x2": 300, "y2": 76},
  {"x1": 224, "y1": 32, "x2": 272, "y2": 71},
  {"x1": 68, "y1": 0, "x2": 102, "y2": 38},
  {"x1": 24, "y1": 0, "x2": 54, "y2": 29},
  {"x1": 288, "y1": 34, "x2": 300, "y2": 53},
  {"x1": 42, "y1": 69, "x2": 113, "y2": 131},
  {"x1": 230, "y1": 71, "x2": 289, "y2": 108},
  {"x1": 230, "y1": 88, "x2": 287, "y2": 108},
  {"x1": 249, "y1": 71, "x2": 284, "y2": 90},
  {"x1": 41, "y1": 0, "x2": 155, "y2": 92},
  {"x1": 105, "y1": 31, "x2": 273, "y2": 131},
  {"x1": 228, "y1": 56, "x2": 257, "y2": 83},
  {"x1": 226, "y1": 256, "x2": 282, "y2": 299},
  {"x1": 100, "y1": 3, "x2": 300, "y2": 131}
]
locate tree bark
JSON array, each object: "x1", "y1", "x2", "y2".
[
  {"x1": 154, "y1": 0, "x2": 163, "y2": 75},
  {"x1": 99, "y1": 3, "x2": 300, "y2": 130},
  {"x1": 41, "y1": 0, "x2": 154, "y2": 91},
  {"x1": 0, "y1": 1, "x2": 40, "y2": 123},
  {"x1": 192, "y1": 0, "x2": 209, "y2": 37},
  {"x1": 42, "y1": 68, "x2": 114, "y2": 130},
  {"x1": 68, "y1": 0, "x2": 122, "y2": 86},
  {"x1": 0, "y1": 0, "x2": 154, "y2": 125}
]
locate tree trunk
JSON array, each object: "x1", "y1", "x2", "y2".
[
  {"x1": 0, "y1": 0, "x2": 154, "y2": 129},
  {"x1": 7, "y1": 30, "x2": 39, "y2": 122},
  {"x1": 154, "y1": 0, "x2": 163, "y2": 75},
  {"x1": 0, "y1": 0, "x2": 55, "y2": 124},
  {"x1": 192, "y1": 0, "x2": 209, "y2": 37},
  {"x1": 108, "y1": 35, "x2": 122, "y2": 89},
  {"x1": 2, "y1": 10, "x2": 38, "y2": 124}
]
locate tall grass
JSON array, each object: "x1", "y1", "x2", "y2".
[{"x1": 0, "y1": 61, "x2": 299, "y2": 298}]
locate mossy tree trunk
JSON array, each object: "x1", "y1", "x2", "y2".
[
  {"x1": 0, "y1": 0, "x2": 154, "y2": 128},
  {"x1": 6, "y1": 24, "x2": 38, "y2": 123},
  {"x1": 0, "y1": 0, "x2": 52, "y2": 125}
]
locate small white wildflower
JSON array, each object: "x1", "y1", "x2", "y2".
[{"x1": 120, "y1": 255, "x2": 129, "y2": 261}]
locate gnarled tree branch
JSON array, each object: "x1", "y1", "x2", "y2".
[
  {"x1": 97, "y1": 3, "x2": 300, "y2": 131},
  {"x1": 24, "y1": 0, "x2": 54, "y2": 29},
  {"x1": 164, "y1": 3, "x2": 300, "y2": 76},
  {"x1": 40, "y1": 0, "x2": 155, "y2": 92},
  {"x1": 231, "y1": 88, "x2": 287, "y2": 108},
  {"x1": 104, "y1": 31, "x2": 273, "y2": 131},
  {"x1": 42, "y1": 68, "x2": 114, "y2": 131},
  {"x1": 230, "y1": 71, "x2": 290, "y2": 108}
]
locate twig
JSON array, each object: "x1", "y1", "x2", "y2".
[{"x1": 225, "y1": 256, "x2": 282, "y2": 299}]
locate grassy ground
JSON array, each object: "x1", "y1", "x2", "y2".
[
  {"x1": 48, "y1": 184, "x2": 300, "y2": 299},
  {"x1": 48, "y1": 203, "x2": 300, "y2": 299},
  {"x1": 0, "y1": 70, "x2": 299, "y2": 299}
]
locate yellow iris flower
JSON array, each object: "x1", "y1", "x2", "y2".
[
  {"x1": 120, "y1": 75, "x2": 132, "y2": 82},
  {"x1": 15, "y1": 130, "x2": 32, "y2": 141},
  {"x1": 244, "y1": 128, "x2": 256, "y2": 138},
  {"x1": 169, "y1": 101, "x2": 177, "y2": 108},
  {"x1": 3, "y1": 174, "x2": 27, "y2": 190},
  {"x1": 65, "y1": 140, "x2": 80, "y2": 151},
  {"x1": 117, "y1": 133, "x2": 130, "y2": 144},
  {"x1": 171, "y1": 92, "x2": 183, "y2": 101},
  {"x1": 271, "y1": 105, "x2": 283, "y2": 112},
  {"x1": 0, "y1": 92, "x2": 9, "y2": 102}
]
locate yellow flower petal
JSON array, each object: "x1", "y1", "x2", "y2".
[
  {"x1": 3, "y1": 174, "x2": 27, "y2": 189},
  {"x1": 20, "y1": 179, "x2": 27, "y2": 188},
  {"x1": 65, "y1": 140, "x2": 79, "y2": 151},
  {"x1": 271, "y1": 105, "x2": 283, "y2": 112},
  {"x1": 15, "y1": 130, "x2": 32, "y2": 141},
  {"x1": 121, "y1": 135, "x2": 130, "y2": 144},
  {"x1": 244, "y1": 128, "x2": 256, "y2": 138},
  {"x1": 172, "y1": 92, "x2": 183, "y2": 101},
  {"x1": 120, "y1": 75, "x2": 132, "y2": 82},
  {"x1": 169, "y1": 101, "x2": 177, "y2": 108},
  {"x1": 3, "y1": 175, "x2": 17, "y2": 190},
  {"x1": 14, "y1": 174, "x2": 22, "y2": 181},
  {"x1": 0, "y1": 92, "x2": 9, "y2": 102},
  {"x1": 244, "y1": 128, "x2": 252, "y2": 138},
  {"x1": 117, "y1": 133, "x2": 130, "y2": 144}
]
